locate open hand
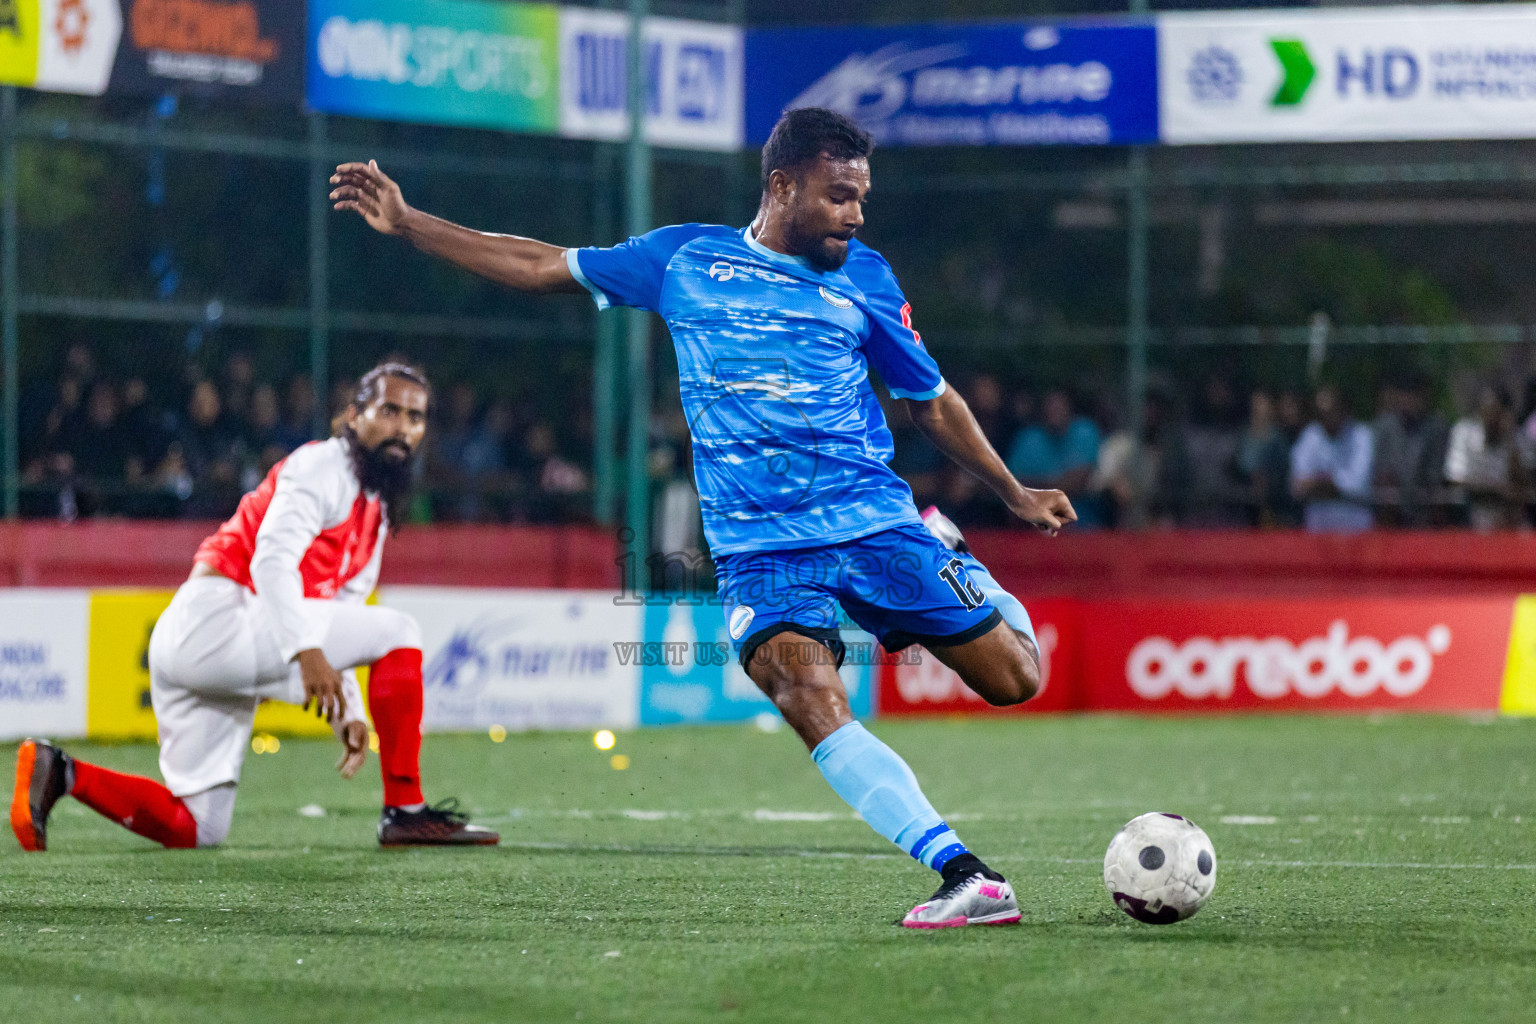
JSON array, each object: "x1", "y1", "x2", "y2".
[
  {"x1": 336, "y1": 720, "x2": 368, "y2": 779},
  {"x1": 1009, "y1": 487, "x2": 1077, "y2": 537},
  {"x1": 330, "y1": 160, "x2": 410, "y2": 235}
]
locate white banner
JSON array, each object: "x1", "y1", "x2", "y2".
[
  {"x1": 0, "y1": 590, "x2": 90, "y2": 741},
  {"x1": 1160, "y1": 5, "x2": 1536, "y2": 143},
  {"x1": 36, "y1": 0, "x2": 121, "y2": 96},
  {"x1": 380, "y1": 587, "x2": 641, "y2": 732},
  {"x1": 558, "y1": 9, "x2": 743, "y2": 150}
]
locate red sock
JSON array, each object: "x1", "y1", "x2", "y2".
[
  {"x1": 70, "y1": 761, "x2": 198, "y2": 849},
  {"x1": 368, "y1": 647, "x2": 425, "y2": 807}
]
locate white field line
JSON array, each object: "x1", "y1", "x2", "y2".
[{"x1": 485, "y1": 839, "x2": 1536, "y2": 871}]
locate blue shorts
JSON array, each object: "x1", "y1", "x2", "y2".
[{"x1": 714, "y1": 522, "x2": 1003, "y2": 669}]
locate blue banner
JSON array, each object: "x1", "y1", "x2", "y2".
[
  {"x1": 745, "y1": 20, "x2": 1157, "y2": 147},
  {"x1": 640, "y1": 602, "x2": 874, "y2": 726}
]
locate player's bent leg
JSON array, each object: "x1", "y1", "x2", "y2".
[
  {"x1": 181, "y1": 782, "x2": 238, "y2": 847},
  {"x1": 925, "y1": 619, "x2": 1041, "y2": 707},
  {"x1": 11, "y1": 740, "x2": 198, "y2": 851},
  {"x1": 743, "y1": 629, "x2": 1018, "y2": 928}
]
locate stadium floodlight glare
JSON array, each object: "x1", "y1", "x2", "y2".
[{"x1": 593, "y1": 730, "x2": 616, "y2": 751}]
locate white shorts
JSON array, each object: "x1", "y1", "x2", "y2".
[{"x1": 148, "y1": 576, "x2": 420, "y2": 796}]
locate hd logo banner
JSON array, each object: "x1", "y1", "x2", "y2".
[
  {"x1": 1160, "y1": 5, "x2": 1536, "y2": 143},
  {"x1": 744, "y1": 20, "x2": 1158, "y2": 147}
]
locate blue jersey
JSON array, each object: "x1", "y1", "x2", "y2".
[{"x1": 568, "y1": 225, "x2": 946, "y2": 556}]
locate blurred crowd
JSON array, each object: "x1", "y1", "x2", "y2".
[
  {"x1": 18, "y1": 340, "x2": 1536, "y2": 534},
  {"x1": 894, "y1": 369, "x2": 1536, "y2": 534},
  {"x1": 18, "y1": 342, "x2": 592, "y2": 524}
]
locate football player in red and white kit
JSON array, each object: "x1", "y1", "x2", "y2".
[{"x1": 10, "y1": 362, "x2": 498, "y2": 851}]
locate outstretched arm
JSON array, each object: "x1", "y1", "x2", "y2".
[
  {"x1": 330, "y1": 160, "x2": 584, "y2": 295},
  {"x1": 901, "y1": 386, "x2": 1077, "y2": 536}
]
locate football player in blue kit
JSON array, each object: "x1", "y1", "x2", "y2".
[{"x1": 331, "y1": 107, "x2": 1076, "y2": 928}]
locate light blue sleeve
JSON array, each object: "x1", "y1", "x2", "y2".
[
  {"x1": 847, "y1": 247, "x2": 946, "y2": 401},
  {"x1": 567, "y1": 223, "x2": 714, "y2": 313}
]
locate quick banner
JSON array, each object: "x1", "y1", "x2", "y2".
[
  {"x1": 1160, "y1": 5, "x2": 1536, "y2": 143},
  {"x1": 0, "y1": 589, "x2": 89, "y2": 741},
  {"x1": 1079, "y1": 597, "x2": 1515, "y2": 713},
  {"x1": 306, "y1": 0, "x2": 560, "y2": 134},
  {"x1": 110, "y1": 0, "x2": 304, "y2": 102},
  {"x1": 744, "y1": 20, "x2": 1158, "y2": 147}
]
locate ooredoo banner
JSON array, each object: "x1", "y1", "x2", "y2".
[
  {"x1": 380, "y1": 586, "x2": 640, "y2": 732},
  {"x1": 1080, "y1": 597, "x2": 1515, "y2": 713},
  {"x1": 1160, "y1": 6, "x2": 1536, "y2": 144},
  {"x1": 877, "y1": 597, "x2": 1080, "y2": 715},
  {"x1": 0, "y1": 590, "x2": 90, "y2": 741}
]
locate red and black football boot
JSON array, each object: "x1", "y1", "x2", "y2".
[
  {"x1": 378, "y1": 798, "x2": 500, "y2": 847},
  {"x1": 11, "y1": 739, "x2": 72, "y2": 852}
]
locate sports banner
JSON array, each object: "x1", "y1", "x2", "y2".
[
  {"x1": 876, "y1": 597, "x2": 1080, "y2": 716},
  {"x1": 559, "y1": 8, "x2": 742, "y2": 150},
  {"x1": 1079, "y1": 597, "x2": 1515, "y2": 713},
  {"x1": 638, "y1": 601, "x2": 872, "y2": 726},
  {"x1": 744, "y1": 20, "x2": 1158, "y2": 147},
  {"x1": 306, "y1": 0, "x2": 561, "y2": 134},
  {"x1": 110, "y1": 0, "x2": 304, "y2": 101},
  {"x1": 381, "y1": 586, "x2": 640, "y2": 732},
  {"x1": 0, "y1": 589, "x2": 89, "y2": 741},
  {"x1": 1160, "y1": 6, "x2": 1536, "y2": 144}
]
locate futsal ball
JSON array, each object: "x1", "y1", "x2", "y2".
[{"x1": 1103, "y1": 812, "x2": 1217, "y2": 924}]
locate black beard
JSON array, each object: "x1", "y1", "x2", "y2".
[
  {"x1": 342, "y1": 428, "x2": 414, "y2": 525},
  {"x1": 784, "y1": 211, "x2": 851, "y2": 272}
]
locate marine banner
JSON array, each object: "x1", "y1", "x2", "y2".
[{"x1": 744, "y1": 20, "x2": 1158, "y2": 147}]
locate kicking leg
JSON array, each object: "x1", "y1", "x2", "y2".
[{"x1": 744, "y1": 629, "x2": 1019, "y2": 928}]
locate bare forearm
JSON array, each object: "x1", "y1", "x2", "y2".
[
  {"x1": 906, "y1": 389, "x2": 1026, "y2": 506},
  {"x1": 396, "y1": 207, "x2": 578, "y2": 294}
]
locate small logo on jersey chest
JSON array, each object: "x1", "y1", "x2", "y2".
[
  {"x1": 708, "y1": 261, "x2": 735, "y2": 281},
  {"x1": 729, "y1": 605, "x2": 756, "y2": 640},
  {"x1": 819, "y1": 286, "x2": 853, "y2": 309}
]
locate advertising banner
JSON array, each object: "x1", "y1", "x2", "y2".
[
  {"x1": 876, "y1": 597, "x2": 1080, "y2": 716},
  {"x1": 382, "y1": 586, "x2": 640, "y2": 732},
  {"x1": 1079, "y1": 597, "x2": 1515, "y2": 713},
  {"x1": 1160, "y1": 6, "x2": 1536, "y2": 144},
  {"x1": 0, "y1": 0, "x2": 40, "y2": 87},
  {"x1": 559, "y1": 8, "x2": 742, "y2": 150},
  {"x1": 0, "y1": 590, "x2": 89, "y2": 742},
  {"x1": 638, "y1": 601, "x2": 872, "y2": 726},
  {"x1": 34, "y1": 0, "x2": 121, "y2": 94},
  {"x1": 110, "y1": 0, "x2": 304, "y2": 102},
  {"x1": 744, "y1": 20, "x2": 1158, "y2": 147},
  {"x1": 306, "y1": 0, "x2": 560, "y2": 134}
]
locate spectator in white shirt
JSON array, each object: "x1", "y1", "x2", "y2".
[
  {"x1": 1445, "y1": 387, "x2": 1528, "y2": 531},
  {"x1": 1290, "y1": 386, "x2": 1374, "y2": 533}
]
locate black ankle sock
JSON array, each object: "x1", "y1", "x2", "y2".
[{"x1": 941, "y1": 853, "x2": 1003, "y2": 883}]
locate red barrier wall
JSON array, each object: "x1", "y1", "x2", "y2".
[
  {"x1": 3, "y1": 522, "x2": 1535, "y2": 596},
  {"x1": 0, "y1": 522, "x2": 621, "y2": 589}
]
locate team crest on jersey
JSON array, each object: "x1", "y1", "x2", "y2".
[
  {"x1": 819, "y1": 286, "x2": 853, "y2": 309},
  {"x1": 729, "y1": 605, "x2": 756, "y2": 639},
  {"x1": 708, "y1": 261, "x2": 736, "y2": 281}
]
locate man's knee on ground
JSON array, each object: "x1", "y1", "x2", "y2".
[{"x1": 182, "y1": 782, "x2": 237, "y2": 848}]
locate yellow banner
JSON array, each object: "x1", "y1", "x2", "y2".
[
  {"x1": 1499, "y1": 595, "x2": 1536, "y2": 716},
  {"x1": 86, "y1": 588, "x2": 358, "y2": 739},
  {"x1": 0, "y1": 0, "x2": 39, "y2": 86}
]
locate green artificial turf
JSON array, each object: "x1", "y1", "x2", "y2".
[{"x1": 3, "y1": 715, "x2": 1535, "y2": 1023}]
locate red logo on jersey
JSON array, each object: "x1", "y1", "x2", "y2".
[{"x1": 900, "y1": 302, "x2": 923, "y2": 346}]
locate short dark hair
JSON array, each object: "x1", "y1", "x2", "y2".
[{"x1": 760, "y1": 107, "x2": 874, "y2": 192}]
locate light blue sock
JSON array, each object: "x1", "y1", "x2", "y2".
[
  {"x1": 957, "y1": 552, "x2": 1037, "y2": 649},
  {"x1": 811, "y1": 721, "x2": 967, "y2": 871}
]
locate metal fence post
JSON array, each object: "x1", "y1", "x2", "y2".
[
  {"x1": 2, "y1": 87, "x2": 18, "y2": 520},
  {"x1": 308, "y1": 111, "x2": 330, "y2": 439},
  {"x1": 625, "y1": 0, "x2": 653, "y2": 578}
]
